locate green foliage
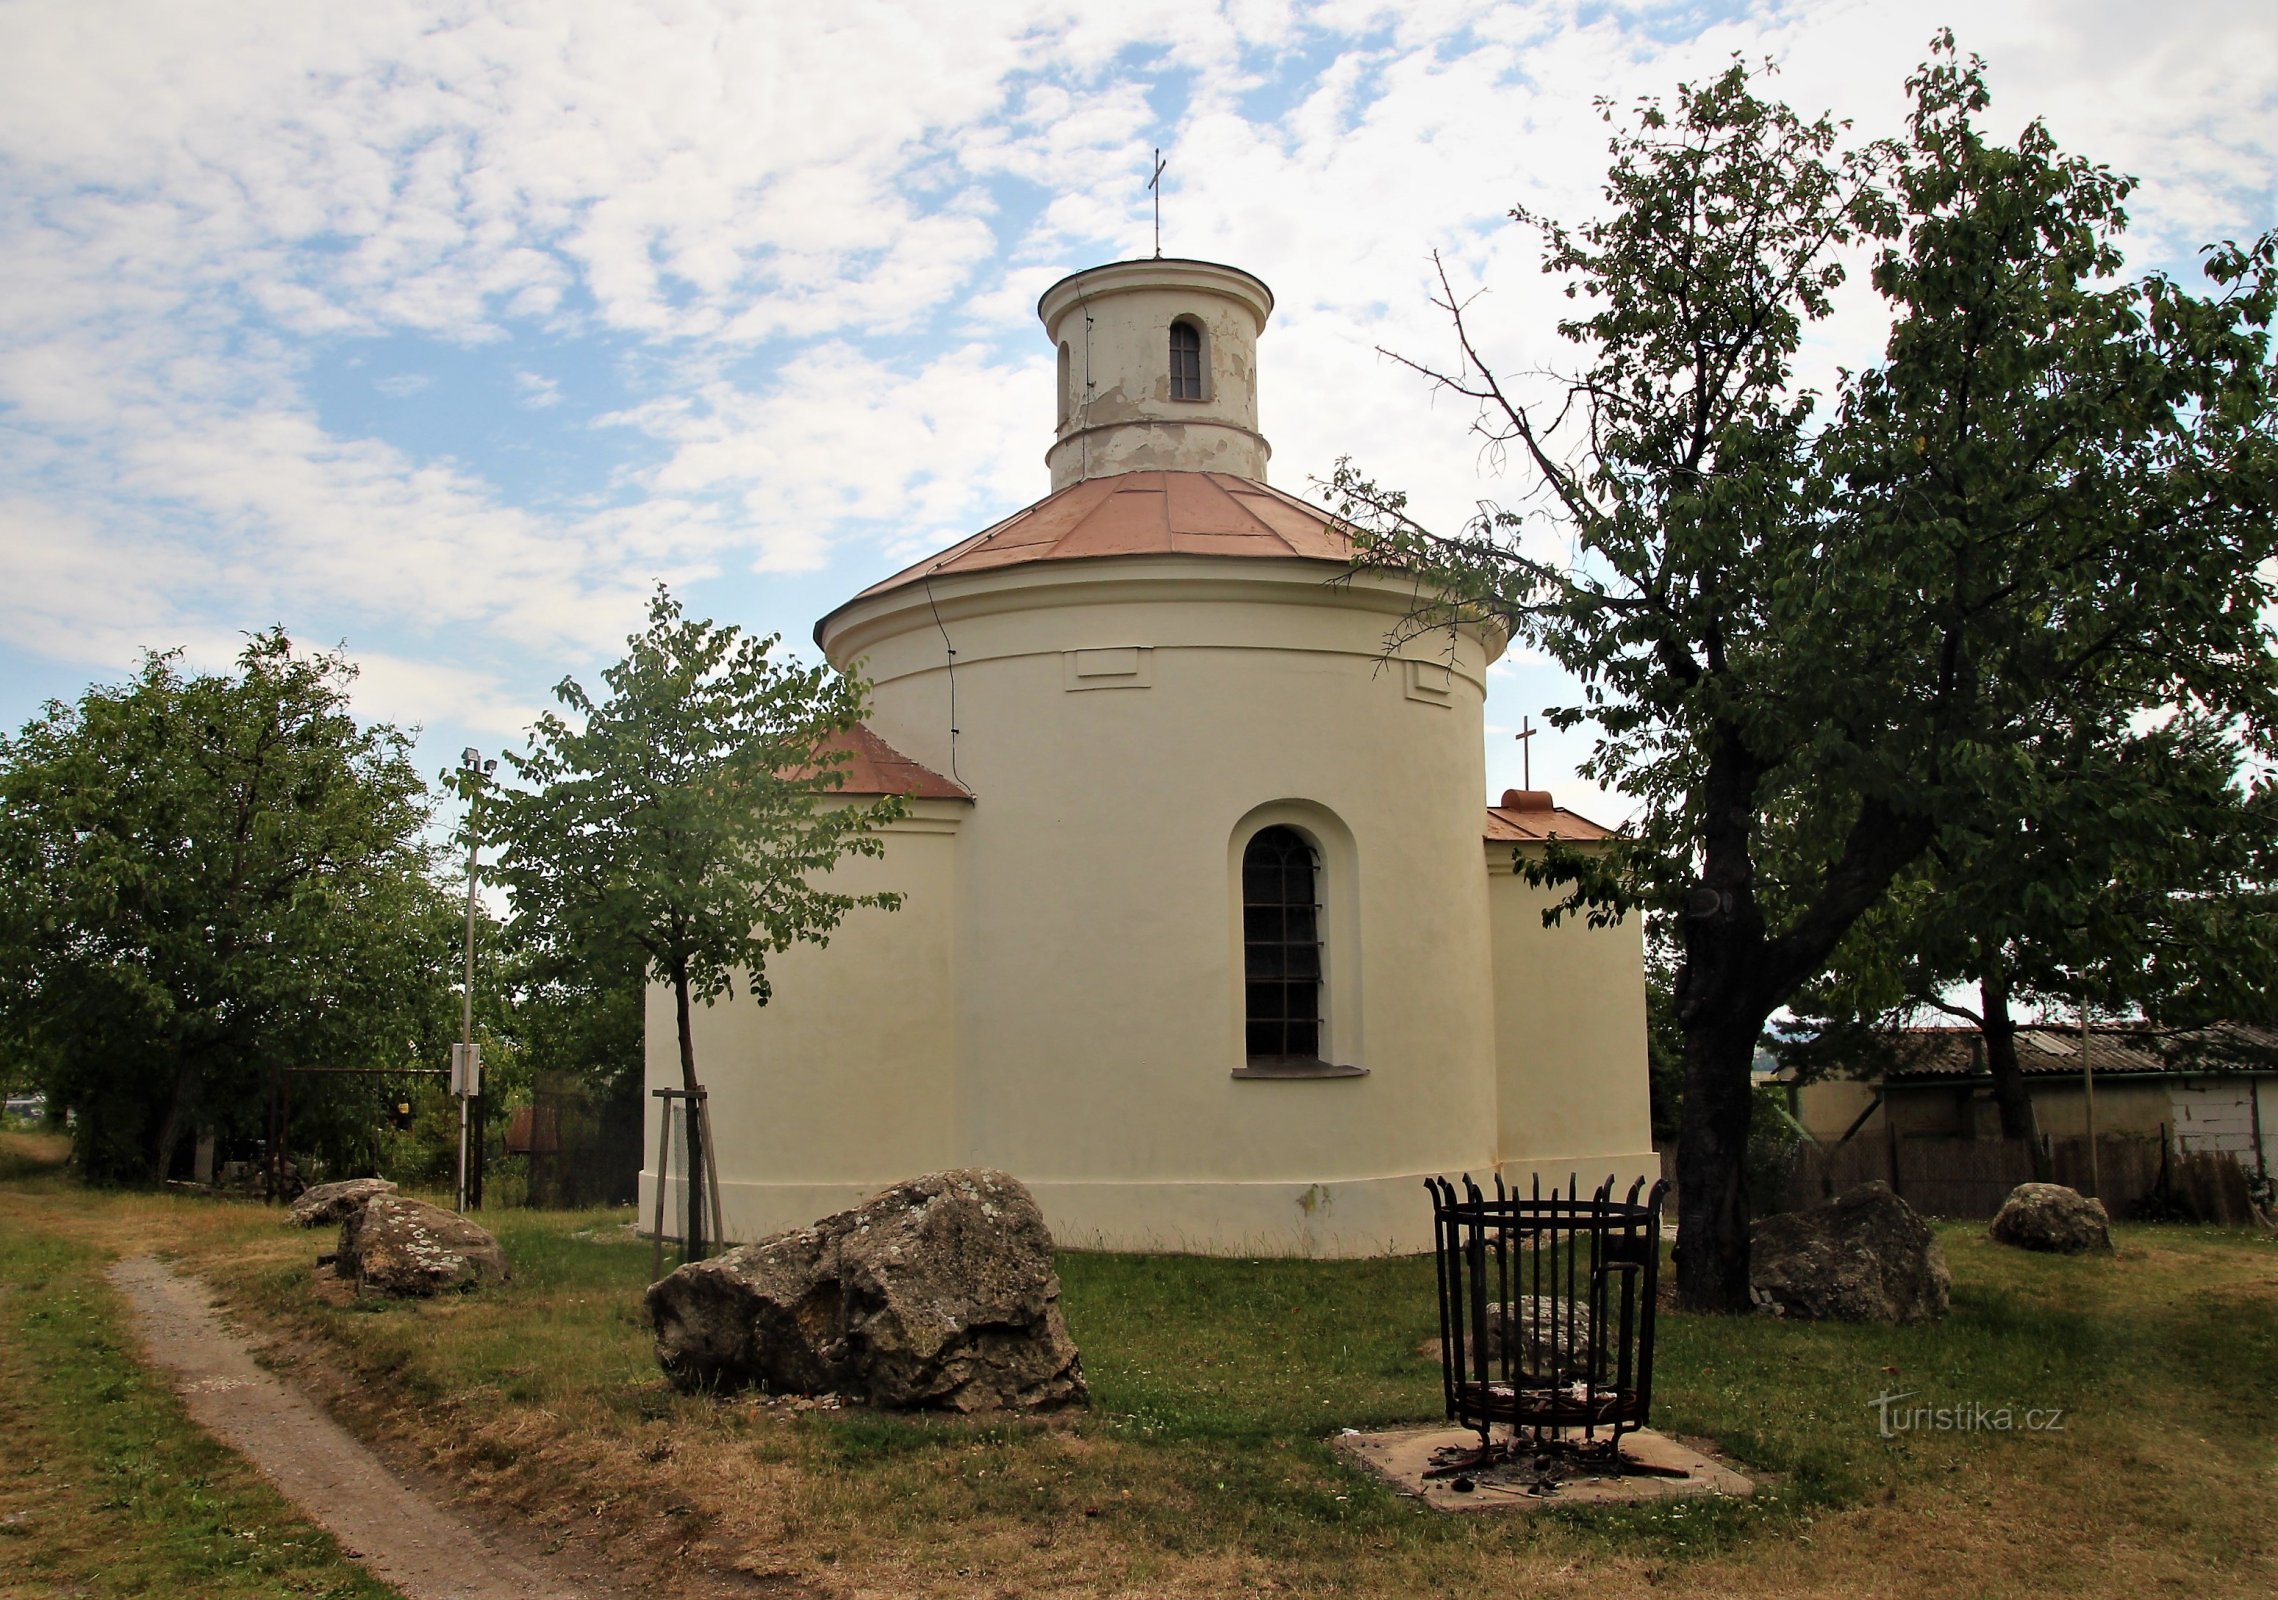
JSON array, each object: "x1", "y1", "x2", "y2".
[
  {"x1": 487, "y1": 585, "x2": 906, "y2": 1247},
  {"x1": 499, "y1": 935, "x2": 644, "y2": 1100},
  {"x1": 1334, "y1": 36, "x2": 2278, "y2": 1305},
  {"x1": 1796, "y1": 722, "x2": 2278, "y2": 1050},
  {"x1": 1643, "y1": 926, "x2": 1686, "y2": 1142},
  {"x1": 490, "y1": 585, "x2": 908, "y2": 1049},
  {"x1": 1744, "y1": 1082, "x2": 1807, "y2": 1214},
  {"x1": 0, "y1": 632, "x2": 455, "y2": 1183}
]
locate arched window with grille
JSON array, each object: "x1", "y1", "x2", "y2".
[
  {"x1": 1057, "y1": 340, "x2": 1073, "y2": 426},
  {"x1": 1243, "y1": 825, "x2": 1321, "y2": 1062},
  {"x1": 1169, "y1": 318, "x2": 1204, "y2": 400}
]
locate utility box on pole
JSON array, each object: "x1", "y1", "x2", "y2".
[{"x1": 452, "y1": 1042, "x2": 483, "y2": 1211}]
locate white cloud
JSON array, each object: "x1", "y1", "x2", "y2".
[
  {"x1": 513, "y1": 370, "x2": 563, "y2": 408},
  {"x1": 0, "y1": 0, "x2": 2270, "y2": 768},
  {"x1": 346, "y1": 649, "x2": 543, "y2": 741}
]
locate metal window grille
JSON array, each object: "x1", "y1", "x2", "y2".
[
  {"x1": 1170, "y1": 320, "x2": 1203, "y2": 399},
  {"x1": 1243, "y1": 825, "x2": 1321, "y2": 1061}
]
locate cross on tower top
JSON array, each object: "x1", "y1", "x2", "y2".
[{"x1": 1147, "y1": 148, "x2": 1167, "y2": 259}]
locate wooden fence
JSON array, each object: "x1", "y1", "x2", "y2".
[{"x1": 1776, "y1": 1129, "x2": 2260, "y2": 1222}]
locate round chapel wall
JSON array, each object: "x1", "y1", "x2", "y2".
[
  {"x1": 645, "y1": 254, "x2": 1628, "y2": 1256},
  {"x1": 816, "y1": 554, "x2": 1506, "y2": 1253}
]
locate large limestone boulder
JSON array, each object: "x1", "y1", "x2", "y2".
[
  {"x1": 1749, "y1": 1181, "x2": 1950, "y2": 1323},
  {"x1": 289, "y1": 1177, "x2": 397, "y2": 1228},
  {"x1": 336, "y1": 1195, "x2": 509, "y2": 1296},
  {"x1": 1989, "y1": 1182, "x2": 2113, "y2": 1254},
  {"x1": 647, "y1": 1169, "x2": 1087, "y2": 1413}
]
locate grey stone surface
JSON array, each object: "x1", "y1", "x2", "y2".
[
  {"x1": 1454, "y1": 1298, "x2": 1598, "y2": 1377},
  {"x1": 288, "y1": 1177, "x2": 398, "y2": 1228},
  {"x1": 1989, "y1": 1182, "x2": 2114, "y2": 1254},
  {"x1": 336, "y1": 1195, "x2": 509, "y2": 1296},
  {"x1": 647, "y1": 1168, "x2": 1087, "y2": 1413},
  {"x1": 1749, "y1": 1181, "x2": 1950, "y2": 1323}
]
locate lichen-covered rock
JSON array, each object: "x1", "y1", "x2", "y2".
[
  {"x1": 1452, "y1": 1299, "x2": 1597, "y2": 1377},
  {"x1": 1749, "y1": 1181, "x2": 1950, "y2": 1323},
  {"x1": 647, "y1": 1169, "x2": 1086, "y2": 1413},
  {"x1": 288, "y1": 1178, "x2": 397, "y2": 1228},
  {"x1": 336, "y1": 1195, "x2": 508, "y2": 1296},
  {"x1": 1989, "y1": 1182, "x2": 2113, "y2": 1254}
]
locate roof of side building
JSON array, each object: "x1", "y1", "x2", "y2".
[
  {"x1": 800, "y1": 724, "x2": 971, "y2": 800},
  {"x1": 1484, "y1": 788, "x2": 1616, "y2": 844}
]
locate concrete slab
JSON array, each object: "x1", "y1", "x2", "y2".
[{"x1": 1332, "y1": 1425, "x2": 1754, "y2": 1513}]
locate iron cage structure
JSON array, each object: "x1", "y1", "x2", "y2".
[{"x1": 1425, "y1": 1173, "x2": 1670, "y2": 1463}]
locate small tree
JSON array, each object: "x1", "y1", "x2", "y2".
[
  {"x1": 1335, "y1": 39, "x2": 2278, "y2": 1308},
  {"x1": 489, "y1": 586, "x2": 905, "y2": 1258},
  {"x1": 0, "y1": 632, "x2": 444, "y2": 1183}
]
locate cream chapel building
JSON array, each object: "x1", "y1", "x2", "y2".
[{"x1": 642, "y1": 257, "x2": 1655, "y2": 1256}]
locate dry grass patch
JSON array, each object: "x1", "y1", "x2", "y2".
[{"x1": 4, "y1": 1149, "x2": 2275, "y2": 1599}]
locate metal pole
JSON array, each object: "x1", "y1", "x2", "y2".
[
  {"x1": 2081, "y1": 1002, "x2": 2098, "y2": 1199},
  {"x1": 456, "y1": 748, "x2": 487, "y2": 1214},
  {"x1": 1148, "y1": 148, "x2": 1166, "y2": 259},
  {"x1": 700, "y1": 1093, "x2": 726, "y2": 1251}
]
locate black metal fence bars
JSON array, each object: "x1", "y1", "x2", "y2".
[{"x1": 1425, "y1": 1173, "x2": 1670, "y2": 1458}]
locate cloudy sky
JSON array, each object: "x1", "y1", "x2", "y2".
[{"x1": 3, "y1": 0, "x2": 2273, "y2": 818}]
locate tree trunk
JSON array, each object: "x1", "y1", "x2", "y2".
[
  {"x1": 1669, "y1": 734, "x2": 1936, "y2": 1312},
  {"x1": 1673, "y1": 1008, "x2": 1761, "y2": 1312},
  {"x1": 1976, "y1": 957, "x2": 2052, "y2": 1181},
  {"x1": 1671, "y1": 732, "x2": 1774, "y2": 1313},
  {"x1": 672, "y1": 959, "x2": 706, "y2": 1262}
]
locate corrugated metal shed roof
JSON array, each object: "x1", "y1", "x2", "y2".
[{"x1": 1884, "y1": 1023, "x2": 2278, "y2": 1080}]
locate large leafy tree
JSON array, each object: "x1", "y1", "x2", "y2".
[
  {"x1": 488, "y1": 586, "x2": 905, "y2": 1257},
  {"x1": 0, "y1": 632, "x2": 447, "y2": 1182},
  {"x1": 1786, "y1": 719, "x2": 2278, "y2": 1177},
  {"x1": 1335, "y1": 39, "x2": 2278, "y2": 1308}
]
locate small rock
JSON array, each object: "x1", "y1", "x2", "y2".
[
  {"x1": 1989, "y1": 1183, "x2": 2113, "y2": 1255},
  {"x1": 1428, "y1": 1299, "x2": 1600, "y2": 1374},
  {"x1": 337, "y1": 1195, "x2": 508, "y2": 1296},
  {"x1": 1749, "y1": 1181, "x2": 1950, "y2": 1323},
  {"x1": 647, "y1": 1168, "x2": 1086, "y2": 1412},
  {"x1": 288, "y1": 1178, "x2": 397, "y2": 1228}
]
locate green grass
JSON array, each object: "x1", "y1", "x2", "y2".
[
  {"x1": 0, "y1": 1221, "x2": 402, "y2": 1598},
  {"x1": 216, "y1": 1204, "x2": 2278, "y2": 1594},
  {"x1": 4, "y1": 1143, "x2": 2274, "y2": 1598}
]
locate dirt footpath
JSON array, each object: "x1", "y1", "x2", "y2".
[{"x1": 108, "y1": 1255, "x2": 625, "y2": 1600}]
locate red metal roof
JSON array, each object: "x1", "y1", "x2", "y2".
[
  {"x1": 846, "y1": 470, "x2": 1360, "y2": 604},
  {"x1": 801, "y1": 724, "x2": 970, "y2": 800},
  {"x1": 1484, "y1": 788, "x2": 1616, "y2": 844}
]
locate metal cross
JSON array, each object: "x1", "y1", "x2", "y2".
[
  {"x1": 1515, "y1": 715, "x2": 1535, "y2": 790},
  {"x1": 1148, "y1": 147, "x2": 1167, "y2": 258}
]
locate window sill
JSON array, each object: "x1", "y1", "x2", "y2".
[{"x1": 1232, "y1": 1057, "x2": 1369, "y2": 1080}]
